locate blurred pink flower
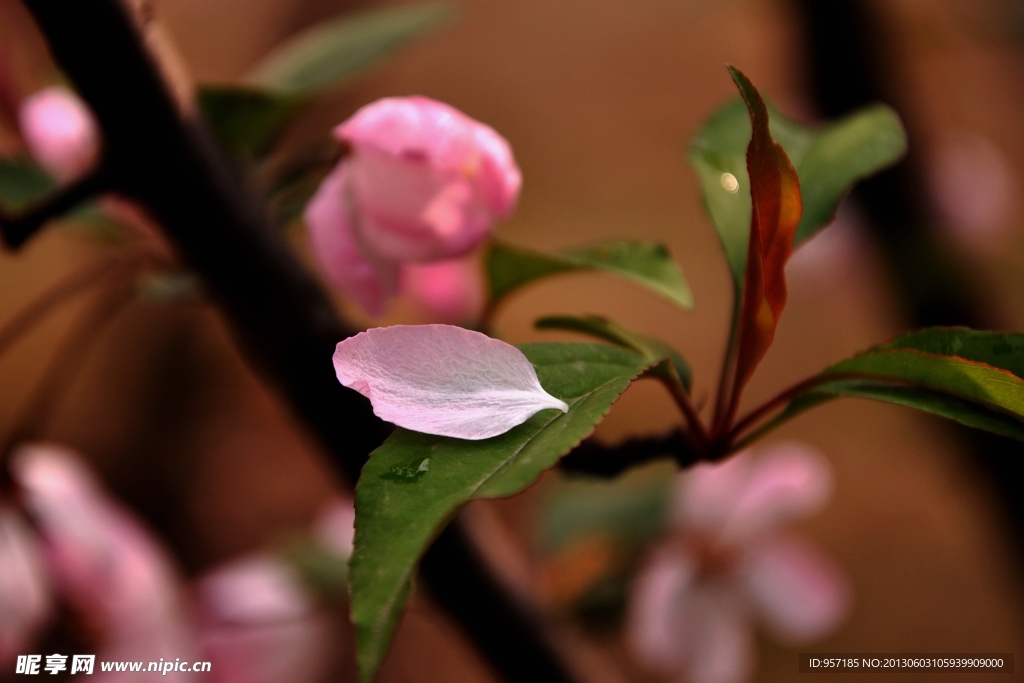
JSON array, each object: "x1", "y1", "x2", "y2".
[
  {"x1": 312, "y1": 497, "x2": 356, "y2": 557},
  {"x1": 196, "y1": 556, "x2": 335, "y2": 683},
  {"x1": 0, "y1": 506, "x2": 52, "y2": 668},
  {"x1": 4, "y1": 444, "x2": 356, "y2": 683},
  {"x1": 928, "y1": 131, "x2": 1018, "y2": 250},
  {"x1": 18, "y1": 86, "x2": 100, "y2": 182},
  {"x1": 11, "y1": 443, "x2": 195, "y2": 681},
  {"x1": 195, "y1": 497, "x2": 354, "y2": 683},
  {"x1": 626, "y1": 443, "x2": 850, "y2": 683},
  {"x1": 305, "y1": 96, "x2": 519, "y2": 316}
]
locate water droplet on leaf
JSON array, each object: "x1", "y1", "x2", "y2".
[
  {"x1": 720, "y1": 172, "x2": 739, "y2": 193},
  {"x1": 382, "y1": 457, "x2": 431, "y2": 483}
]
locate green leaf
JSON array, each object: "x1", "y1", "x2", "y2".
[
  {"x1": 349, "y1": 343, "x2": 655, "y2": 682},
  {"x1": 245, "y1": 3, "x2": 453, "y2": 95},
  {"x1": 197, "y1": 86, "x2": 303, "y2": 161},
  {"x1": 486, "y1": 240, "x2": 694, "y2": 311},
  {"x1": 689, "y1": 99, "x2": 906, "y2": 291},
  {"x1": 0, "y1": 158, "x2": 55, "y2": 212},
  {"x1": 535, "y1": 314, "x2": 691, "y2": 391},
  {"x1": 137, "y1": 270, "x2": 204, "y2": 303},
  {"x1": 540, "y1": 464, "x2": 674, "y2": 554},
  {"x1": 761, "y1": 328, "x2": 1024, "y2": 442},
  {"x1": 282, "y1": 540, "x2": 351, "y2": 603}
]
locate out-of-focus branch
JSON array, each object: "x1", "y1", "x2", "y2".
[
  {"x1": 14, "y1": 1, "x2": 577, "y2": 681},
  {"x1": 793, "y1": 0, "x2": 1024, "y2": 562},
  {"x1": 0, "y1": 167, "x2": 110, "y2": 247}
]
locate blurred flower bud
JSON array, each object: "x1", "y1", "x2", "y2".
[
  {"x1": 305, "y1": 163, "x2": 399, "y2": 316},
  {"x1": 196, "y1": 555, "x2": 336, "y2": 683},
  {"x1": 305, "y1": 96, "x2": 520, "y2": 316},
  {"x1": 10, "y1": 444, "x2": 196, "y2": 672},
  {"x1": 402, "y1": 256, "x2": 485, "y2": 325},
  {"x1": 0, "y1": 507, "x2": 52, "y2": 667},
  {"x1": 18, "y1": 86, "x2": 100, "y2": 182}
]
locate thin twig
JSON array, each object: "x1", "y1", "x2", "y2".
[
  {"x1": 710, "y1": 301, "x2": 740, "y2": 438},
  {"x1": 653, "y1": 364, "x2": 709, "y2": 453},
  {"x1": 0, "y1": 167, "x2": 111, "y2": 248},
  {"x1": 1, "y1": 278, "x2": 136, "y2": 461},
  {"x1": 0, "y1": 249, "x2": 162, "y2": 358}
]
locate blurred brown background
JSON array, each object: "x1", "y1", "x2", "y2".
[{"x1": 1, "y1": 0, "x2": 1023, "y2": 680}]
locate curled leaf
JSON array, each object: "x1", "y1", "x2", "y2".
[
  {"x1": 333, "y1": 324, "x2": 568, "y2": 440},
  {"x1": 729, "y1": 66, "x2": 803, "y2": 397}
]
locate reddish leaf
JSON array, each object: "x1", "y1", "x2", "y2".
[{"x1": 729, "y1": 66, "x2": 803, "y2": 400}]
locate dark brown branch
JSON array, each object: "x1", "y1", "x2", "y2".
[
  {"x1": 0, "y1": 167, "x2": 111, "y2": 248},
  {"x1": 558, "y1": 428, "x2": 697, "y2": 477},
  {"x1": 15, "y1": 2, "x2": 576, "y2": 681}
]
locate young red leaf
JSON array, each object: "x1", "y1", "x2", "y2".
[{"x1": 728, "y1": 67, "x2": 803, "y2": 405}]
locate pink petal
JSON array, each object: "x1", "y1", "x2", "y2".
[
  {"x1": 18, "y1": 86, "x2": 100, "y2": 182},
  {"x1": 9, "y1": 443, "x2": 195, "y2": 671},
  {"x1": 721, "y1": 443, "x2": 833, "y2": 543},
  {"x1": 349, "y1": 146, "x2": 492, "y2": 262},
  {"x1": 471, "y1": 123, "x2": 521, "y2": 218},
  {"x1": 0, "y1": 508, "x2": 52, "y2": 667},
  {"x1": 402, "y1": 256, "x2": 485, "y2": 324},
  {"x1": 197, "y1": 556, "x2": 312, "y2": 625},
  {"x1": 199, "y1": 615, "x2": 334, "y2": 683},
  {"x1": 625, "y1": 548, "x2": 695, "y2": 671},
  {"x1": 674, "y1": 452, "x2": 752, "y2": 533},
  {"x1": 741, "y1": 535, "x2": 851, "y2": 643},
  {"x1": 196, "y1": 555, "x2": 335, "y2": 683},
  {"x1": 313, "y1": 498, "x2": 355, "y2": 558},
  {"x1": 337, "y1": 96, "x2": 498, "y2": 176},
  {"x1": 304, "y1": 163, "x2": 399, "y2": 316},
  {"x1": 684, "y1": 584, "x2": 755, "y2": 683},
  {"x1": 333, "y1": 324, "x2": 568, "y2": 440}
]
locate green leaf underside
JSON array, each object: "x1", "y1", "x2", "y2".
[
  {"x1": 0, "y1": 158, "x2": 55, "y2": 211},
  {"x1": 689, "y1": 99, "x2": 906, "y2": 292},
  {"x1": 244, "y1": 3, "x2": 453, "y2": 94},
  {"x1": 768, "y1": 328, "x2": 1024, "y2": 442},
  {"x1": 197, "y1": 86, "x2": 303, "y2": 161},
  {"x1": 486, "y1": 240, "x2": 693, "y2": 311},
  {"x1": 535, "y1": 314, "x2": 692, "y2": 391},
  {"x1": 349, "y1": 343, "x2": 655, "y2": 682}
]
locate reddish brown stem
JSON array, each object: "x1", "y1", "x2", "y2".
[
  {"x1": 655, "y1": 364, "x2": 710, "y2": 453},
  {"x1": 710, "y1": 308, "x2": 740, "y2": 437},
  {"x1": 726, "y1": 371, "x2": 880, "y2": 446}
]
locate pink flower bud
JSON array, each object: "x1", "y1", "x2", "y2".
[
  {"x1": 305, "y1": 96, "x2": 520, "y2": 315},
  {"x1": 18, "y1": 86, "x2": 100, "y2": 182},
  {"x1": 305, "y1": 163, "x2": 399, "y2": 316},
  {"x1": 337, "y1": 96, "x2": 520, "y2": 262},
  {"x1": 402, "y1": 256, "x2": 485, "y2": 324}
]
